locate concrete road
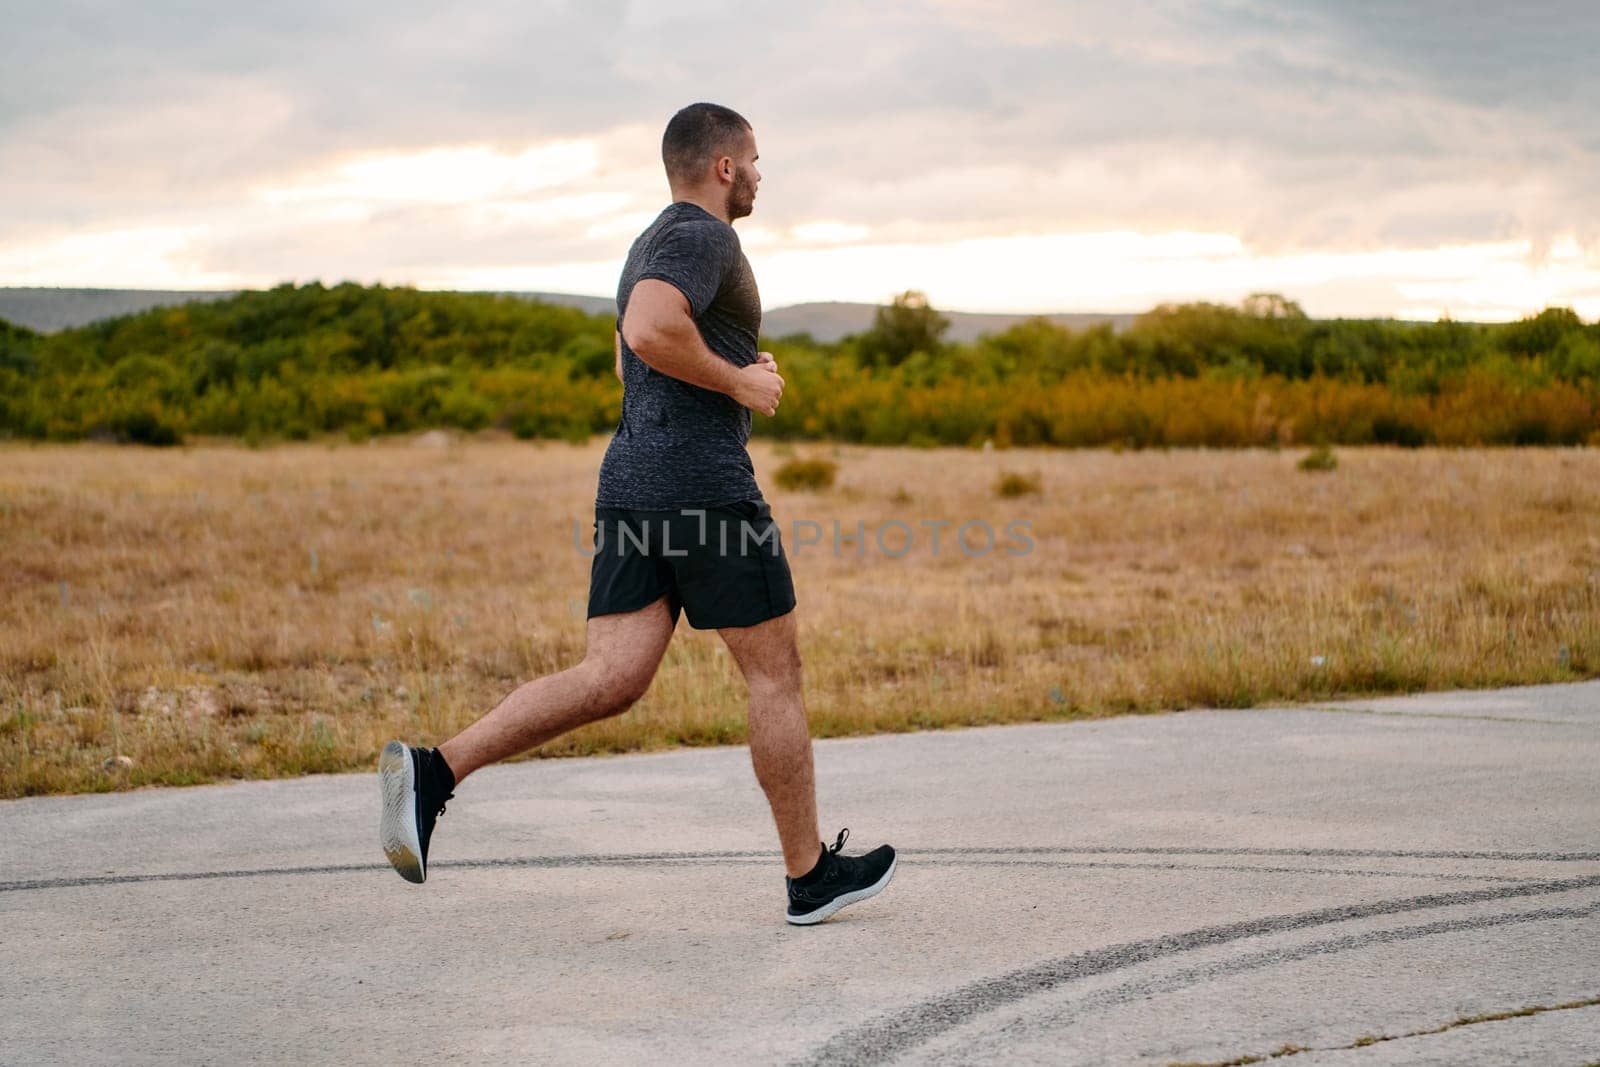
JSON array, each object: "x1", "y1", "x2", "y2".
[{"x1": 4, "y1": 682, "x2": 1599, "y2": 1065}]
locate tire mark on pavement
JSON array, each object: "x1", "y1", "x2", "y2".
[
  {"x1": 1299, "y1": 704, "x2": 1586, "y2": 726},
  {"x1": 648, "y1": 856, "x2": 1523, "y2": 882},
  {"x1": 913, "y1": 846, "x2": 1600, "y2": 862},
  {"x1": 2, "y1": 845, "x2": 1594, "y2": 895},
  {"x1": 922, "y1": 899, "x2": 1600, "y2": 1062},
  {"x1": 794, "y1": 872, "x2": 1600, "y2": 1066}
]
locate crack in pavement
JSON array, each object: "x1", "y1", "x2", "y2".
[{"x1": 1162, "y1": 991, "x2": 1600, "y2": 1067}]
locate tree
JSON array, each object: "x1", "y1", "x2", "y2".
[
  {"x1": 855, "y1": 290, "x2": 950, "y2": 369},
  {"x1": 1500, "y1": 306, "x2": 1584, "y2": 357},
  {"x1": 1240, "y1": 292, "x2": 1308, "y2": 320}
]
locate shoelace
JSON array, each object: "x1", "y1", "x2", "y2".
[
  {"x1": 821, "y1": 828, "x2": 851, "y2": 882},
  {"x1": 791, "y1": 829, "x2": 852, "y2": 887}
]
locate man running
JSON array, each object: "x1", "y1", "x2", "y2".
[{"x1": 378, "y1": 102, "x2": 896, "y2": 925}]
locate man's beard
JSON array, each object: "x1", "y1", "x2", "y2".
[{"x1": 727, "y1": 167, "x2": 757, "y2": 220}]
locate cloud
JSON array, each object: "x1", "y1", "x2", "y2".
[{"x1": 2, "y1": 1, "x2": 1597, "y2": 314}]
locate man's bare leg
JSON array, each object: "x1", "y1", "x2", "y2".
[
  {"x1": 718, "y1": 607, "x2": 822, "y2": 878},
  {"x1": 440, "y1": 593, "x2": 678, "y2": 780}
]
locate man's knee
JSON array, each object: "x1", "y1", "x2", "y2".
[
  {"x1": 745, "y1": 639, "x2": 804, "y2": 695},
  {"x1": 578, "y1": 653, "x2": 656, "y2": 713}
]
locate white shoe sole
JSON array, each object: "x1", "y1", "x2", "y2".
[
  {"x1": 379, "y1": 741, "x2": 425, "y2": 883},
  {"x1": 786, "y1": 853, "x2": 898, "y2": 926}
]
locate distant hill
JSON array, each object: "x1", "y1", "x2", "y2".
[
  {"x1": 0, "y1": 287, "x2": 616, "y2": 333},
  {"x1": 760, "y1": 301, "x2": 1137, "y2": 343},
  {"x1": 0, "y1": 288, "x2": 242, "y2": 333},
  {"x1": 0, "y1": 287, "x2": 1133, "y2": 342}
]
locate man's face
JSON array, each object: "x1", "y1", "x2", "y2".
[{"x1": 724, "y1": 133, "x2": 761, "y2": 221}]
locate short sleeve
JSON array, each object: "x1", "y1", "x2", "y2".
[{"x1": 637, "y1": 220, "x2": 738, "y2": 319}]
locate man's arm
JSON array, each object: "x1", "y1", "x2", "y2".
[
  {"x1": 614, "y1": 329, "x2": 623, "y2": 384},
  {"x1": 620, "y1": 279, "x2": 784, "y2": 416}
]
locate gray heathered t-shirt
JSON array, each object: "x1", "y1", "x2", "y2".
[{"x1": 596, "y1": 201, "x2": 764, "y2": 510}]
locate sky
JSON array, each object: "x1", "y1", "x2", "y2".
[{"x1": 3, "y1": 1, "x2": 1598, "y2": 320}]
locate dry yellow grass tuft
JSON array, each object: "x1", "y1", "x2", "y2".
[{"x1": 3, "y1": 438, "x2": 1598, "y2": 797}]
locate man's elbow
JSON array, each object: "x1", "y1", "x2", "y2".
[
  {"x1": 621, "y1": 320, "x2": 668, "y2": 362},
  {"x1": 619, "y1": 315, "x2": 648, "y2": 353}
]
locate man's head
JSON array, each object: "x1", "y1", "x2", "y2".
[{"x1": 662, "y1": 102, "x2": 760, "y2": 221}]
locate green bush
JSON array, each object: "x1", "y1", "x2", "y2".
[
  {"x1": 103, "y1": 403, "x2": 184, "y2": 446},
  {"x1": 996, "y1": 470, "x2": 1043, "y2": 497},
  {"x1": 1298, "y1": 444, "x2": 1338, "y2": 472},
  {"x1": 774, "y1": 457, "x2": 838, "y2": 491}
]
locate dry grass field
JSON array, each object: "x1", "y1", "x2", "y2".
[{"x1": 3, "y1": 436, "x2": 1598, "y2": 797}]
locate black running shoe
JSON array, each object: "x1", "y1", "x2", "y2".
[
  {"x1": 785, "y1": 828, "x2": 897, "y2": 926},
  {"x1": 378, "y1": 741, "x2": 454, "y2": 883}
]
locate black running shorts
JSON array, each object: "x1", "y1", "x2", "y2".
[{"x1": 586, "y1": 498, "x2": 797, "y2": 630}]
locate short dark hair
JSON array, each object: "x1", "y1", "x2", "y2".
[{"x1": 661, "y1": 102, "x2": 752, "y2": 185}]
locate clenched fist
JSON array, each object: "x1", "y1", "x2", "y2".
[{"x1": 734, "y1": 351, "x2": 784, "y2": 416}]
